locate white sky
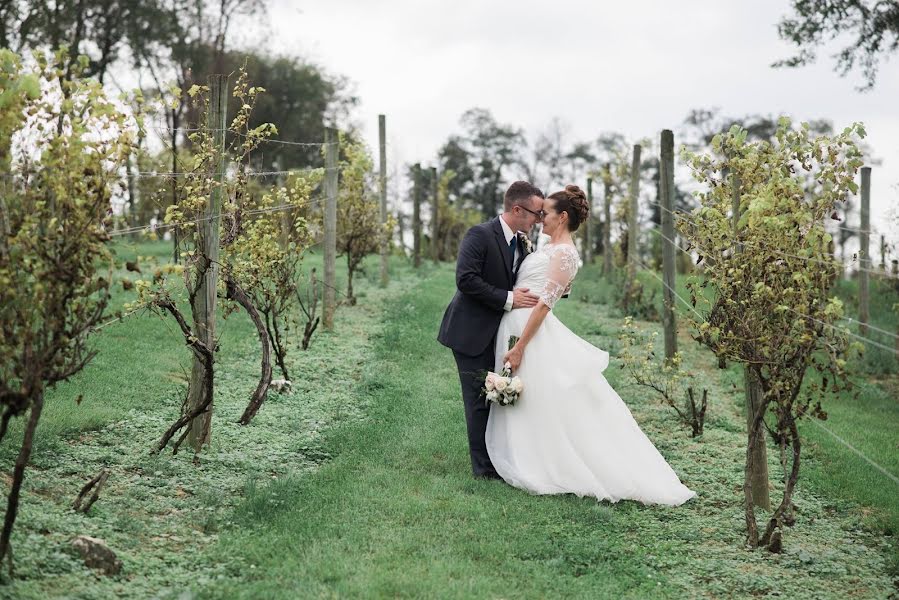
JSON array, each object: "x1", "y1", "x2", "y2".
[{"x1": 258, "y1": 0, "x2": 898, "y2": 238}]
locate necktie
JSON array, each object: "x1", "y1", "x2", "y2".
[{"x1": 508, "y1": 236, "x2": 516, "y2": 271}]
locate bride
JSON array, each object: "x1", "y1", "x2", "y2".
[{"x1": 485, "y1": 185, "x2": 697, "y2": 507}]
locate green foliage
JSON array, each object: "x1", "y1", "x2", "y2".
[
  {"x1": 1, "y1": 1, "x2": 176, "y2": 83},
  {"x1": 226, "y1": 173, "x2": 319, "y2": 299},
  {"x1": 222, "y1": 73, "x2": 320, "y2": 295},
  {"x1": 114, "y1": 87, "x2": 181, "y2": 233},
  {"x1": 225, "y1": 52, "x2": 357, "y2": 171},
  {"x1": 681, "y1": 118, "x2": 865, "y2": 409},
  {"x1": 431, "y1": 169, "x2": 481, "y2": 261},
  {"x1": 0, "y1": 54, "x2": 39, "y2": 158},
  {"x1": 680, "y1": 117, "x2": 867, "y2": 549},
  {"x1": 133, "y1": 70, "x2": 277, "y2": 304},
  {"x1": 0, "y1": 44, "x2": 134, "y2": 401},
  {"x1": 608, "y1": 267, "x2": 659, "y2": 321},
  {"x1": 436, "y1": 108, "x2": 525, "y2": 219},
  {"x1": 227, "y1": 168, "x2": 322, "y2": 378},
  {"x1": 0, "y1": 46, "x2": 135, "y2": 566},
  {"x1": 601, "y1": 159, "x2": 633, "y2": 269},
  {"x1": 773, "y1": 0, "x2": 899, "y2": 90},
  {"x1": 130, "y1": 68, "x2": 315, "y2": 446},
  {"x1": 335, "y1": 136, "x2": 391, "y2": 304}
]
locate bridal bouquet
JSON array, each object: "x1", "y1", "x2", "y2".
[{"x1": 483, "y1": 336, "x2": 523, "y2": 406}]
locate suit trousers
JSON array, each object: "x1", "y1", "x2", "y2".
[{"x1": 453, "y1": 339, "x2": 499, "y2": 478}]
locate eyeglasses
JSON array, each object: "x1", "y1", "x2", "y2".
[{"x1": 517, "y1": 205, "x2": 545, "y2": 219}]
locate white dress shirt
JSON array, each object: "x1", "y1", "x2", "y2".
[{"x1": 499, "y1": 215, "x2": 518, "y2": 312}]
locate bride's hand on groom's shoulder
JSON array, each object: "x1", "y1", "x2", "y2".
[
  {"x1": 503, "y1": 344, "x2": 524, "y2": 372},
  {"x1": 512, "y1": 287, "x2": 538, "y2": 309}
]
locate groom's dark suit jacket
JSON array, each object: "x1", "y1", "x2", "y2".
[{"x1": 437, "y1": 217, "x2": 520, "y2": 357}]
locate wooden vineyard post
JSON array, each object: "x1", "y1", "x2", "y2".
[
  {"x1": 584, "y1": 177, "x2": 593, "y2": 264},
  {"x1": 894, "y1": 260, "x2": 899, "y2": 356},
  {"x1": 323, "y1": 127, "x2": 339, "y2": 331},
  {"x1": 396, "y1": 205, "x2": 407, "y2": 255},
  {"x1": 859, "y1": 166, "x2": 871, "y2": 337},
  {"x1": 412, "y1": 163, "x2": 422, "y2": 268},
  {"x1": 431, "y1": 166, "x2": 439, "y2": 263},
  {"x1": 603, "y1": 163, "x2": 612, "y2": 275},
  {"x1": 659, "y1": 130, "x2": 677, "y2": 362},
  {"x1": 0, "y1": 179, "x2": 9, "y2": 261},
  {"x1": 626, "y1": 144, "x2": 642, "y2": 306},
  {"x1": 732, "y1": 172, "x2": 771, "y2": 510},
  {"x1": 274, "y1": 158, "x2": 291, "y2": 250},
  {"x1": 379, "y1": 115, "x2": 389, "y2": 287},
  {"x1": 171, "y1": 107, "x2": 180, "y2": 264},
  {"x1": 186, "y1": 74, "x2": 227, "y2": 452}
]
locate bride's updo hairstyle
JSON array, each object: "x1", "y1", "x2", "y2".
[{"x1": 548, "y1": 185, "x2": 589, "y2": 232}]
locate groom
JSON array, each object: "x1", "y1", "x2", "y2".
[{"x1": 437, "y1": 181, "x2": 545, "y2": 479}]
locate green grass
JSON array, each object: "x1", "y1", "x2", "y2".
[
  {"x1": 0, "y1": 241, "x2": 417, "y2": 597},
  {"x1": 1, "y1": 249, "x2": 896, "y2": 598},
  {"x1": 586, "y1": 263, "x2": 899, "y2": 574},
  {"x1": 193, "y1": 263, "x2": 896, "y2": 599},
  {"x1": 833, "y1": 276, "x2": 899, "y2": 375},
  {"x1": 799, "y1": 377, "x2": 899, "y2": 537},
  {"x1": 0, "y1": 238, "x2": 189, "y2": 447}
]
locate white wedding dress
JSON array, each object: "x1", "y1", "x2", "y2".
[{"x1": 485, "y1": 242, "x2": 697, "y2": 506}]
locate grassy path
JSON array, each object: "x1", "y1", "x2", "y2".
[{"x1": 195, "y1": 264, "x2": 896, "y2": 599}]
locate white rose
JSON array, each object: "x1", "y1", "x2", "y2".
[
  {"x1": 510, "y1": 377, "x2": 523, "y2": 393},
  {"x1": 494, "y1": 378, "x2": 508, "y2": 392},
  {"x1": 486, "y1": 390, "x2": 499, "y2": 402},
  {"x1": 484, "y1": 373, "x2": 496, "y2": 391}
]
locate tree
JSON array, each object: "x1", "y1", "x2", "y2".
[
  {"x1": 336, "y1": 137, "x2": 391, "y2": 305},
  {"x1": 564, "y1": 141, "x2": 597, "y2": 185},
  {"x1": 431, "y1": 169, "x2": 482, "y2": 261},
  {"x1": 523, "y1": 117, "x2": 568, "y2": 190},
  {"x1": 680, "y1": 118, "x2": 866, "y2": 551},
  {"x1": 216, "y1": 72, "x2": 320, "y2": 424},
  {"x1": 437, "y1": 135, "x2": 475, "y2": 204},
  {"x1": 4, "y1": 1, "x2": 285, "y2": 261},
  {"x1": 681, "y1": 108, "x2": 835, "y2": 151},
  {"x1": 591, "y1": 141, "x2": 632, "y2": 269},
  {"x1": 680, "y1": 108, "x2": 864, "y2": 269},
  {"x1": 436, "y1": 108, "x2": 525, "y2": 219},
  {"x1": 593, "y1": 136, "x2": 654, "y2": 274},
  {"x1": 0, "y1": 48, "x2": 135, "y2": 569},
  {"x1": 133, "y1": 72, "x2": 280, "y2": 452},
  {"x1": 132, "y1": 0, "x2": 271, "y2": 259},
  {"x1": 773, "y1": 0, "x2": 899, "y2": 90},
  {"x1": 114, "y1": 48, "x2": 352, "y2": 253},
  {"x1": 206, "y1": 50, "x2": 358, "y2": 171},
  {"x1": 227, "y1": 171, "x2": 320, "y2": 387},
  {"x1": 1, "y1": 0, "x2": 175, "y2": 84}
]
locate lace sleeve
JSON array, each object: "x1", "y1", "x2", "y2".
[{"x1": 539, "y1": 245, "x2": 579, "y2": 309}]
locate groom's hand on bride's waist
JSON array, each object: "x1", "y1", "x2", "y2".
[{"x1": 512, "y1": 287, "x2": 539, "y2": 309}]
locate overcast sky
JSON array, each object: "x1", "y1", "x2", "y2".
[{"x1": 259, "y1": 0, "x2": 898, "y2": 239}]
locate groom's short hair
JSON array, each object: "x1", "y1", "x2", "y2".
[{"x1": 503, "y1": 181, "x2": 544, "y2": 211}]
